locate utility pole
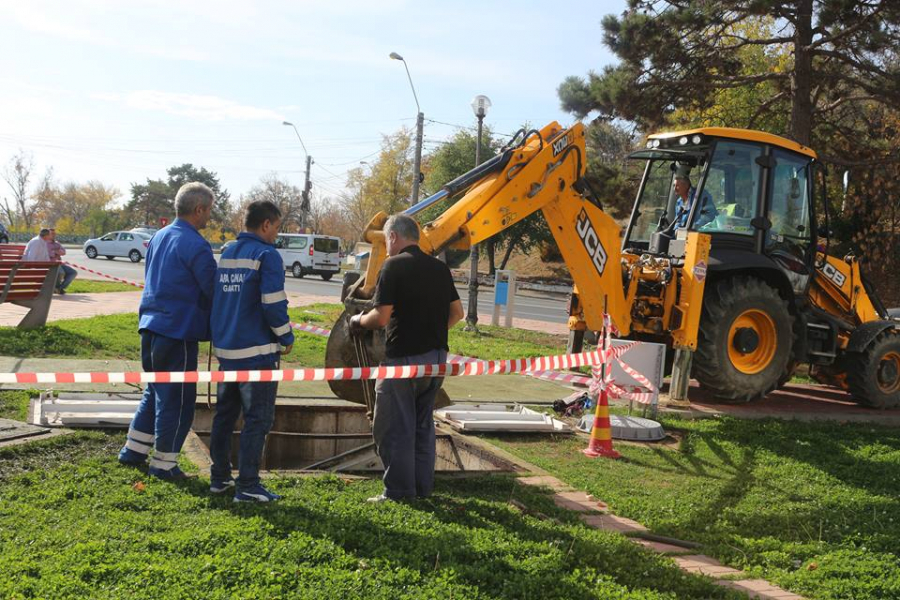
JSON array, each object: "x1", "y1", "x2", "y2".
[
  {"x1": 464, "y1": 95, "x2": 491, "y2": 332},
  {"x1": 390, "y1": 52, "x2": 424, "y2": 205},
  {"x1": 282, "y1": 120, "x2": 313, "y2": 232},
  {"x1": 412, "y1": 111, "x2": 424, "y2": 204},
  {"x1": 301, "y1": 154, "x2": 313, "y2": 232}
]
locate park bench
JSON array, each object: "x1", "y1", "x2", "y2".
[{"x1": 0, "y1": 244, "x2": 60, "y2": 329}]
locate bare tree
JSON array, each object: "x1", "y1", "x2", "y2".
[
  {"x1": 1, "y1": 150, "x2": 36, "y2": 229},
  {"x1": 240, "y1": 173, "x2": 304, "y2": 233}
]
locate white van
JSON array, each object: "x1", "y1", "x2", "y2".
[{"x1": 275, "y1": 234, "x2": 342, "y2": 280}]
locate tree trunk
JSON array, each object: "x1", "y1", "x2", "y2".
[
  {"x1": 487, "y1": 238, "x2": 496, "y2": 275},
  {"x1": 499, "y1": 240, "x2": 516, "y2": 271},
  {"x1": 789, "y1": 0, "x2": 815, "y2": 146}
]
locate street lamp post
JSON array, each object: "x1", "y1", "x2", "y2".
[
  {"x1": 282, "y1": 121, "x2": 313, "y2": 231},
  {"x1": 464, "y1": 94, "x2": 492, "y2": 332},
  {"x1": 389, "y1": 52, "x2": 424, "y2": 205}
]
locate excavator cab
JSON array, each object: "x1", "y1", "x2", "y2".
[{"x1": 625, "y1": 128, "x2": 900, "y2": 407}]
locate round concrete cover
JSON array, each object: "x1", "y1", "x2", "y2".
[
  {"x1": 611, "y1": 415, "x2": 666, "y2": 441},
  {"x1": 577, "y1": 414, "x2": 666, "y2": 441}
]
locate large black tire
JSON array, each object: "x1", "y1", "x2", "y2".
[
  {"x1": 321, "y1": 273, "x2": 333, "y2": 282},
  {"x1": 844, "y1": 330, "x2": 900, "y2": 409},
  {"x1": 693, "y1": 277, "x2": 794, "y2": 403}
]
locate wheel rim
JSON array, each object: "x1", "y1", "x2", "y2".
[
  {"x1": 877, "y1": 351, "x2": 900, "y2": 394},
  {"x1": 727, "y1": 309, "x2": 777, "y2": 375}
]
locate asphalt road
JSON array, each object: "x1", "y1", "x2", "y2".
[{"x1": 64, "y1": 252, "x2": 569, "y2": 324}]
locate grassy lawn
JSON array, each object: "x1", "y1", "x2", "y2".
[
  {"x1": 64, "y1": 279, "x2": 140, "y2": 293},
  {"x1": 489, "y1": 417, "x2": 900, "y2": 600},
  {"x1": 0, "y1": 429, "x2": 740, "y2": 600},
  {"x1": 0, "y1": 304, "x2": 567, "y2": 367}
]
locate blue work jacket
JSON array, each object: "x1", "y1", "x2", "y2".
[
  {"x1": 211, "y1": 232, "x2": 294, "y2": 370},
  {"x1": 138, "y1": 219, "x2": 217, "y2": 341}
]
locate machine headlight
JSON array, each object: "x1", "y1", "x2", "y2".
[
  {"x1": 679, "y1": 136, "x2": 688, "y2": 146},
  {"x1": 652, "y1": 139, "x2": 661, "y2": 148},
  {"x1": 646, "y1": 140, "x2": 654, "y2": 148},
  {"x1": 692, "y1": 135, "x2": 702, "y2": 144}
]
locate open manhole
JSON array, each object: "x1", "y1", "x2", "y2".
[
  {"x1": 191, "y1": 399, "x2": 521, "y2": 473},
  {"x1": 28, "y1": 392, "x2": 524, "y2": 473}
]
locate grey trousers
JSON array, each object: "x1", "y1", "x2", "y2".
[{"x1": 373, "y1": 348, "x2": 447, "y2": 499}]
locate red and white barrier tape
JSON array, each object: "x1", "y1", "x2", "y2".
[
  {"x1": 589, "y1": 314, "x2": 658, "y2": 404},
  {"x1": 55, "y1": 263, "x2": 657, "y2": 400},
  {"x1": 0, "y1": 349, "x2": 605, "y2": 385},
  {"x1": 64, "y1": 262, "x2": 146, "y2": 289},
  {"x1": 290, "y1": 319, "x2": 657, "y2": 402}
]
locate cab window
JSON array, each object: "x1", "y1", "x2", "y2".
[
  {"x1": 628, "y1": 160, "x2": 674, "y2": 242},
  {"x1": 693, "y1": 141, "x2": 763, "y2": 236},
  {"x1": 767, "y1": 150, "x2": 812, "y2": 258}
]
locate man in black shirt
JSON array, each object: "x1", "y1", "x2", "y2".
[{"x1": 350, "y1": 214, "x2": 464, "y2": 502}]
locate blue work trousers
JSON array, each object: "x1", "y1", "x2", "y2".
[
  {"x1": 121, "y1": 331, "x2": 199, "y2": 471},
  {"x1": 209, "y1": 377, "x2": 278, "y2": 491},
  {"x1": 373, "y1": 349, "x2": 447, "y2": 499}
]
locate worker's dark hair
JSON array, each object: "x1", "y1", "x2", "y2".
[{"x1": 244, "y1": 200, "x2": 282, "y2": 230}]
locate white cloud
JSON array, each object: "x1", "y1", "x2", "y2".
[{"x1": 122, "y1": 90, "x2": 285, "y2": 121}]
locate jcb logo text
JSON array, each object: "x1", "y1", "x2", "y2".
[
  {"x1": 820, "y1": 262, "x2": 846, "y2": 287},
  {"x1": 576, "y1": 209, "x2": 607, "y2": 275}
]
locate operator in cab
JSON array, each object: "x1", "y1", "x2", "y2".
[
  {"x1": 348, "y1": 214, "x2": 465, "y2": 503},
  {"x1": 673, "y1": 165, "x2": 717, "y2": 228}
]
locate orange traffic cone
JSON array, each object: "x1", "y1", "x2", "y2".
[{"x1": 583, "y1": 384, "x2": 620, "y2": 459}]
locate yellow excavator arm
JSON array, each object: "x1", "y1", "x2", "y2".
[{"x1": 353, "y1": 121, "x2": 632, "y2": 334}]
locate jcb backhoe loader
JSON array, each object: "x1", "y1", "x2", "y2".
[{"x1": 325, "y1": 122, "x2": 900, "y2": 409}]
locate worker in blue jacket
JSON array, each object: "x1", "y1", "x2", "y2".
[
  {"x1": 118, "y1": 182, "x2": 218, "y2": 479},
  {"x1": 208, "y1": 200, "x2": 294, "y2": 502}
]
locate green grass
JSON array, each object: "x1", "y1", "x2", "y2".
[
  {"x1": 0, "y1": 304, "x2": 564, "y2": 371},
  {"x1": 0, "y1": 390, "x2": 32, "y2": 421},
  {"x1": 0, "y1": 313, "x2": 141, "y2": 360},
  {"x1": 289, "y1": 303, "x2": 568, "y2": 362},
  {"x1": 65, "y1": 279, "x2": 140, "y2": 293},
  {"x1": 0, "y1": 432, "x2": 740, "y2": 600},
  {"x1": 488, "y1": 417, "x2": 900, "y2": 600}
]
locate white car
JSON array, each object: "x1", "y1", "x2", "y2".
[{"x1": 83, "y1": 231, "x2": 152, "y2": 262}]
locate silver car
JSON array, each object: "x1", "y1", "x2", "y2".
[{"x1": 83, "y1": 231, "x2": 152, "y2": 262}]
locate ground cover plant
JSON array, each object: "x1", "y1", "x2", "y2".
[
  {"x1": 64, "y1": 279, "x2": 139, "y2": 293},
  {"x1": 0, "y1": 430, "x2": 742, "y2": 600},
  {"x1": 489, "y1": 416, "x2": 900, "y2": 600}
]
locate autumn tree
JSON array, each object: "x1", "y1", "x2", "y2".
[
  {"x1": 559, "y1": 1, "x2": 900, "y2": 147},
  {"x1": 338, "y1": 128, "x2": 417, "y2": 241},
  {"x1": 1, "y1": 150, "x2": 49, "y2": 229},
  {"x1": 37, "y1": 180, "x2": 122, "y2": 237}
]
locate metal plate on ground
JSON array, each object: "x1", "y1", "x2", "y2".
[
  {"x1": 577, "y1": 414, "x2": 666, "y2": 441},
  {"x1": 0, "y1": 418, "x2": 50, "y2": 441},
  {"x1": 436, "y1": 404, "x2": 572, "y2": 433}
]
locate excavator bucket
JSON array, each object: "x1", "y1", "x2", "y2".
[{"x1": 324, "y1": 309, "x2": 451, "y2": 409}]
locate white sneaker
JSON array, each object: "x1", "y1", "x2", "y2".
[{"x1": 366, "y1": 494, "x2": 393, "y2": 503}]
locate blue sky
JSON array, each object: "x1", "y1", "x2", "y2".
[{"x1": 0, "y1": 0, "x2": 625, "y2": 204}]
